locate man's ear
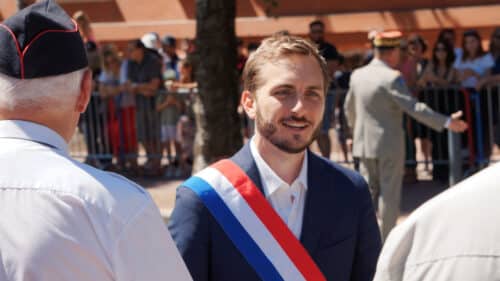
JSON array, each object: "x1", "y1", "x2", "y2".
[
  {"x1": 75, "y1": 69, "x2": 92, "y2": 113},
  {"x1": 241, "y1": 90, "x2": 256, "y2": 120}
]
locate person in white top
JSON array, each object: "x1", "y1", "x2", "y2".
[
  {"x1": 0, "y1": 1, "x2": 192, "y2": 281},
  {"x1": 373, "y1": 163, "x2": 500, "y2": 281},
  {"x1": 454, "y1": 30, "x2": 495, "y2": 89}
]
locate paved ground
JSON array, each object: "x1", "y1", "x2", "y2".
[
  {"x1": 73, "y1": 129, "x2": 497, "y2": 223},
  {"x1": 136, "y1": 165, "x2": 451, "y2": 225},
  {"x1": 136, "y1": 136, "x2": 456, "y2": 224},
  {"x1": 80, "y1": 130, "x2": 497, "y2": 224}
]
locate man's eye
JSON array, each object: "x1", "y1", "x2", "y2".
[
  {"x1": 306, "y1": 91, "x2": 321, "y2": 98},
  {"x1": 275, "y1": 89, "x2": 291, "y2": 96}
]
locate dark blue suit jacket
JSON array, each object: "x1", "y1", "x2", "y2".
[{"x1": 168, "y1": 144, "x2": 381, "y2": 281}]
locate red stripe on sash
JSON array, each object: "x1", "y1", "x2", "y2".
[{"x1": 213, "y1": 160, "x2": 327, "y2": 281}]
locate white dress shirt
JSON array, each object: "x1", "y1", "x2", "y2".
[
  {"x1": 250, "y1": 139, "x2": 308, "y2": 239},
  {"x1": 0, "y1": 120, "x2": 192, "y2": 281}
]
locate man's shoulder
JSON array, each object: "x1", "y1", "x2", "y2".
[
  {"x1": 350, "y1": 66, "x2": 366, "y2": 80},
  {"x1": 371, "y1": 65, "x2": 401, "y2": 87},
  {"x1": 309, "y1": 152, "x2": 368, "y2": 192},
  {"x1": 319, "y1": 41, "x2": 339, "y2": 60},
  {"x1": 144, "y1": 51, "x2": 162, "y2": 67},
  {"x1": 408, "y1": 163, "x2": 500, "y2": 224},
  {"x1": 37, "y1": 152, "x2": 153, "y2": 223},
  {"x1": 320, "y1": 41, "x2": 337, "y2": 51},
  {"x1": 351, "y1": 63, "x2": 380, "y2": 79},
  {"x1": 378, "y1": 164, "x2": 500, "y2": 279},
  {"x1": 69, "y1": 161, "x2": 153, "y2": 218},
  {"x1": 1, "y1": 143, "x2": 154, "y2": 226}
]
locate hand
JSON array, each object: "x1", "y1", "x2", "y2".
[
  {"x1": 165, "y1": 80, "x2": 174, "y2": 91},
  {"x1": 475, "y1": 78, "x2": 489, "y2": 91},
  {"x1": 448, "y1": 111, "x2": 468, "y2": 133}
]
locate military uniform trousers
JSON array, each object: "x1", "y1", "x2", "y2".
[{"x1": 359, "y1": 152, "x2": 405, "y2": 241}]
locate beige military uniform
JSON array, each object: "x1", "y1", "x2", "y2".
[{"x1": 344, "y1": 58, "x2": 448, "y2": 240}]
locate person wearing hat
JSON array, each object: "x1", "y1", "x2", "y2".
[
  {"x1": 141, "y1": 32, "x2": 162, "y2": 52},
  {"x1": 0, "y1": 1, "x2": 192, "y2": 280},
  {"x1": 344, "y1": 30, "x2": 468, "y2": 241}
]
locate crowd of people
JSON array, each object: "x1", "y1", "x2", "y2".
[
  {"x1": 75, "y1": 11, "x2": 197, "y2": 177},
  {"x1": 2, "y1": 2, "x2": 500, "y2": 280},
  {"x1": 316, "y1": 26, "x2": 500, "y2": 182},
  {"x1": 73, "y1": 9, "x2": 500, "y2": 182}
]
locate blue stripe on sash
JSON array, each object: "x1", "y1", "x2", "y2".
[{"x1": 184, "y1": 176, "x2": 284, "y2": 281}]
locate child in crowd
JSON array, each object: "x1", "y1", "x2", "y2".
[
  {"x1": 170, "y1": 58, "x2": 197, "y2": 177},
  {"x1": 177, "y1": 114, "x2": 195, "y2": 177},
  {"x1": 156, "y1": 89, "x2": 182, "y2": 177},
  {"x1": 98, "y1": 50, "x2": 122, "y2": 170}
]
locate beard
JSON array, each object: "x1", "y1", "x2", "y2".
[{"x1": 255, "y1": 109, "x2": 320, "y2": 154}]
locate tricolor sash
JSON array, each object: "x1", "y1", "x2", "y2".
[{"x1": 183, "y1": 159, "x2": 327, "y2": 281}]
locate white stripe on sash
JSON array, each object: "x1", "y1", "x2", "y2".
[{"x1": 197, "y1": 167, "x2": 306, "y2": 281}]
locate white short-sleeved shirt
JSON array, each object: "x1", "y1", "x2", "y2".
[
  {"x1": 454, "y1": 53, "x2": 495, "y2": 88},
  {"x1": 0, "y1": 120, "x2": 192, "y2": 281}
]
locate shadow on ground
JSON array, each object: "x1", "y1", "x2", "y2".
[
  {"x1": 400, "y1": 180, "x2": 449, "y2": 217},
  {"x1": 132, "y1": 174, "x2": 451, "y2": 224}
]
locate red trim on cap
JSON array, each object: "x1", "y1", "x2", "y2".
[
  {"x1": 0, "y1": 23, "x2": 25, "y2": 79},
  {"x1": 0, "y1": 19, "x2": 79, "y2": 79}
]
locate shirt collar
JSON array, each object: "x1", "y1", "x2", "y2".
[
  {"x1": 371, "y1": 57, "x2": 391, "y2": 69},
  {"x1": 250, "y1": 138, "x2": 308, "y2": 198},
  {"x1": 0, "y1": 120, "x2": 68, "y2": 153}
]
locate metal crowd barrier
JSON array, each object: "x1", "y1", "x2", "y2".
[
  {"x1": 70, "y1": 88, "x2": 195, "y2": 172},
  {"x1": 323, "y1": 86, "x2": 500, "y2": 183},
  {"x1": 416, "y1": 85, "x2": 500, "y2": 180},
  {"x1": 71, "y1": 85, "x2": 500, "y2": 182}
]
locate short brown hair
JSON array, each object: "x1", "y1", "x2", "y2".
[{"x1": 242, "y1": 35, "x2": 330, "y2": 96}]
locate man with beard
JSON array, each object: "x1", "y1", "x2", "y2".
[{"x1": 168, "y1": 35, "x2": 381, "y2": 281}]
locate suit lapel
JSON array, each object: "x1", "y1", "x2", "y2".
[{"x1": 300, "y1": 151, "x2": 326, "y2": 255}]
